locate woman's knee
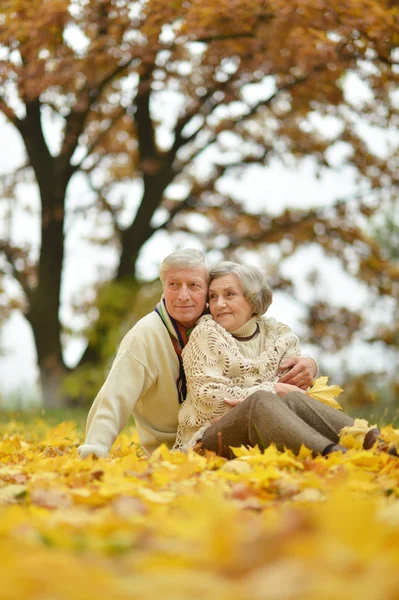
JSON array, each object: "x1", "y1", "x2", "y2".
[
  {"x1": 243, "y1": 390, "x2": 278, "y2": 417},
  {"x1": 281, "y1": 391, "x2": 307, "y2": 409}
]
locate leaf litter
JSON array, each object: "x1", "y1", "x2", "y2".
[{"x1": 0, "y1": 417, "x2": 398, "y2": 599}]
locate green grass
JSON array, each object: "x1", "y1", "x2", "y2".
[
  {"x1": 0, "y1": 397, "x2": 397, "y2": 443},
  {"x1": 0, "y1": 407, "x2": 89, "y2": 432},
  {"x1": 340, "y1": 400, "x2": 399, "y2": 428}
]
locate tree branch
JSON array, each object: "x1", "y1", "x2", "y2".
[
  {"x1": 213, "y1": 148, "x2": 273, "y2": 178},
  {"x1": 194, "y1": 32, "x2": 257, "y2": 43},
  {"x1": 169, "y1": 68, "x2": 245, "y2": 161},
  {"x1": 86, "y1": 177, "x2": 122, "y2": 235},
  {"x1": 0, "y1": 242, "x2": 34, "y2": 300},
  {"x1": 19, "y1": 99, "x2": 58, "y2": 191},
  {"x1": 173, "y1": 65, "x2": 330, "y2": 172},
  {"x1": 136, "y1": 65, "x2": 157, "y2": 164},
  {"x1": 60, "y1": 55, "x2": 141, "y2": 162},
  {"x1": 80, "y1": 155, "x2": 107, "y2": 175},
  {"x1": 153, "y1": 194, "x2": 197, "y2": 232},
  {"x1": 0, "y1": 161, "x2": 31, "y2": 191},
  {"x1": 170, "y1": 89, "x2": 218, "y2": 156},
  {"x1": 191, "y1": 8, "x2": 274, "y2": 44},
  {"x1": 0, "y1": 98, "x2": 20, "y2": 126},
  {"x1": 72, "y1": 105, "x2": 127, "y2": 172}
]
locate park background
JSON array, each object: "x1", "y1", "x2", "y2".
[
  {"x1": 0, "y1": 0, "x2": 398, "y2": 422},
  {"x1": 1, "y1": 2, "x2": 399, "y2": 599}
]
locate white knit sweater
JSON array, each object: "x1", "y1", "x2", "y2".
[{"x1": 173, "y1": 315, "x2": 301, "y2": 452}]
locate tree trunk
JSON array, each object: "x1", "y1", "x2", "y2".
[
  {"x1": 38, "y1": 356, "x2": 69, "y2": 409},
  {"x1": 19, "y1": 100, "x2": 74, "y2": 408},
  {"x1": 28, "y1": 188, "x2": 69, "y2": 407}
]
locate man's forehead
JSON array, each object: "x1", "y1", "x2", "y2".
[{"x1": 165, "y1": 266, "x2": 208, "y2": 282}]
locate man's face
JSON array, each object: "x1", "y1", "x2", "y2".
[{"x1": 163, "y1": 266, "x2": 208, "y2": 328}]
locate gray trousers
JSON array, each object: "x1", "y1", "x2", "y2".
[{"x1": 200, "y1": 391, "x2": 354, "y2": 459}]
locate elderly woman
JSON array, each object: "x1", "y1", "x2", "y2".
[{"x1": 174, "y1": 261, "x2": 371, "y2": 458}]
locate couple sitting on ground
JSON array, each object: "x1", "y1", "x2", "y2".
[{"x1": 78, "y1": 249, "x2": 388, "y2": 460}]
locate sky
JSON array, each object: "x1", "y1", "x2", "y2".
[{"x1": 0, "y1": 73, "x2": 397, "y2": 407}]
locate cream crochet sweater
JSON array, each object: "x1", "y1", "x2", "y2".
[{"x1": 173, "y1": 315, "x2": 301, "y2": 452}]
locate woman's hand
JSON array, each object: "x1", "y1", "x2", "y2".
[
  {"x1": 275, "y1": 382, "x2": 307, "y2": 398},
  {"x1": 224, "y1": 397, "x2": 244, "y2": 407}
]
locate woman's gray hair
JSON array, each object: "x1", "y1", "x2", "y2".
[
  {"x1": 209, "y1": 261, "x2": 272, "y2": 316},
  {"x1": 160, "y1": 248, "x2": 208, "y2": 283}
]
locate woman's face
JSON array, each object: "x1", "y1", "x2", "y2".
[{"x1": 208, "y1": 274, "x2": 253, "y2": 332}]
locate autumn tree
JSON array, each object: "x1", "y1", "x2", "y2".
[{"x1": 0, "y1": 0, "x2": 398, "y2": 406}]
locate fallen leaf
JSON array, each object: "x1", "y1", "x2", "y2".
[{"x1": 307, "y1": 376, "x2": 343, "y2": 410}]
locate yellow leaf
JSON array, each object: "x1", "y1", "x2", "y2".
[
  {"x1": 340, "y1": 418, "x2": 377, "y2": 448},
  {"x1": 0, "y1": 484, "x2": 26, "y2": 503},
  {"x1": 138, "y1": 488, "x2": 176, "y2": 504},
  {"x1": 220, "y1": 460, "x2": 252, "y2": 474},
  {"x1": 230, "y1": 444, "x2": 262, "y2": 458},
  {"x1": 307, "y1": 376, "x2": 343, "y2": 410},
  {"x1": 30, "y1": 487, "x2": 71, "y2": 509},
  {"x1": 340, "y1": 432, "x2": 363, "y2": 450},
  {"x1": 344, "y1": 450, "x2": 383, "y2": 469},
  {"x1": 293, "y1": 487, "x2": 325, "y2": 503},
  {"x1": 71, "y1": 488, "x2": 109, "y2": 507},
  {"x1": 297, "y1": 445, "x2": 313, "y2": 460},
  {"x1": 40, "y1": 421, "x2": 80, "y2": 448}
]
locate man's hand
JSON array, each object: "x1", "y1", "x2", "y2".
[
  {"x1": 77, "y1": 444, "x2": 108, "y2": 459},
  {"x1": 275, "y1": 382, "x2": 307, "y2": 398},
  {"x1": 278, "y1": 357, "x2": 317, "y2": 390}
]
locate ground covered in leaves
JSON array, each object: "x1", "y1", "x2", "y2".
[{"x1": 1, "y1": 417, "x2": 399, "y2": 599}]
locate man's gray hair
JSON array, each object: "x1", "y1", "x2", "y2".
[
  {"x1": 159, "y1": 248, "x2": 208, "y2": 283},
  {"x1": 209, "y1": 261, "x2": 273, "y2": 316}
]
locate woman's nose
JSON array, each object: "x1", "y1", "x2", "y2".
[{"x1": 216, "y1": 296, "x2": 226, "y2": 307}]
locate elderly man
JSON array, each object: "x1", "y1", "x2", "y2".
[{"x1": 78, "y1": 249, "x2": 316, "y2": 457}]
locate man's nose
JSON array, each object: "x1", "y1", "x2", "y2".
[{"x1": 178, "y1": 285, "x2": 190, "y2": 301}]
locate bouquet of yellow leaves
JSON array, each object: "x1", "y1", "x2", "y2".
[{"x1": 306, "y1": 376, "x2": 343, "y2": 410}]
